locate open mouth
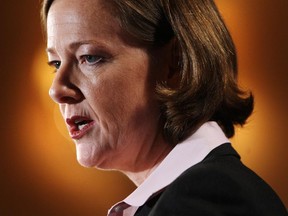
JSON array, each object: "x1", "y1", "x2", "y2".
[
  {"x1": 74, "y1": 119, "x2": 94, "y2": 131},
  {"x1": 66, "y1": 116, "x2": 95, "y2": 139}
]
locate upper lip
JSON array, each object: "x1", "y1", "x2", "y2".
[
  {"x1": 66, "y1": 115, "x2": 95, "y2": 138},
  {"x1": 66, "y1": 115, "x2": 93, "y2": 128}
]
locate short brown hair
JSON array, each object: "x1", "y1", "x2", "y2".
[{"x1": 41, "y1": 0, "x2": 254, "y2": 145}]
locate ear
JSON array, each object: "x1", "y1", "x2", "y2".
[{"x1": 166, "y1": 37, "x2": 181, "y2": 89}]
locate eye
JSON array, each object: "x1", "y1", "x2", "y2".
[
  {"x1": 48, "y1": 60, "x2": 61, "y2": 70},
  {"x1": 80, "y1": 55, "x2": 103, "y2": 65}
]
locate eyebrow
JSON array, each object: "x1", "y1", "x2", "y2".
[{"x1": 46, "y1": 40, "x2": 106, "y2": 54}]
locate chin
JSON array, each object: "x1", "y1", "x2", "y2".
[
  {"x1": 75, "y1": 145, "x2": 98, "y2": 168},
  {"x1": 77, "y1": 157, "x2": 95, "y2": 168}
]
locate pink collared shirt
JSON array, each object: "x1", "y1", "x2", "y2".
[{"x1": 108, "y1": 121, "x2": 230, "y2": 216}]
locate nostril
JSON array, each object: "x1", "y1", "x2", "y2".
[{"x1": 59, "y1": 96, "x2": 81, "y2": 104}]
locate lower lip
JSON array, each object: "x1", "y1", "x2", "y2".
[{"x1": 69, "y1": 121, "x2": 95, "y2": 140}]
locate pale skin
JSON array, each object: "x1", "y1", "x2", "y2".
[{"x1": 46, "y1": 0, "x2": 175, "y2": 186}]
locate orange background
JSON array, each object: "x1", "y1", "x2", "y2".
[{"x1": 0, "y1": 0, "x2": 287, "y2": 215}]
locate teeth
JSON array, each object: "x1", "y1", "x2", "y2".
[
  {"x1": 72, "y1": 118, "x2": 93, "y2": 131},
  {"x1": 78, "y1": 123, "x2": 87, "y2": 130},
  {"x1": 74, "y1": 119, "x2": 84, "y2": 124}
]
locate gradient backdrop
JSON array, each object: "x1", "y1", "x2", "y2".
[{"x1": 0, "y1": 0, "x2": 287, "y2": 215}]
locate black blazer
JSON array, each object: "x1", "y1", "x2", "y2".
[{"x1": 135, "y1": 143, "x2": 287, "y2": 216}]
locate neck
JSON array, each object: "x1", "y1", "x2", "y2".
[{"x1": 122, "y1": 139, "x2": 173, "y2": 186}]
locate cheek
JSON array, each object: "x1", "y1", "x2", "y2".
[
  {"x1": 84, "y1": 61, "x2": 159, "y2": 135},
  {"x1": 93, "y1": 77, "x2": 158, "y2": 135},
  {"x1": 86, "y1": 74, "x2": 139, "y2": 117}
]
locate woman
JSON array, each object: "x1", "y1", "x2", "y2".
[{"x1": 41, "y1": 0, "x2": 287, "y2": 215}]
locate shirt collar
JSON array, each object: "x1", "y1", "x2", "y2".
[{"x1": 108, "y1": 121, "x2": 229, "y2": 215}]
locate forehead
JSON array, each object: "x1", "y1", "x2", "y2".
[
  {"x1": 46, "y1": 0, "x2": 124, "y2": 48},
  {"x1": 48, "y1": 0, "x2": 111, "y2": 15},
  {"x1": 47, "y1": 0, "x2": 115, "y2": 27}
]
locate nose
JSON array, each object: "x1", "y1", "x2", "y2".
[{"x1": 49, "y1": 71, "x2": 84, "y2": 104}]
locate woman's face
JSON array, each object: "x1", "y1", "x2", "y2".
[{"x1": 46, "y1": 0, "x2": 171, "y2": 170}]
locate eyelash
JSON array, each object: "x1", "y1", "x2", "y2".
[
  {"x1": 47, "y1": 55, "x2": 104, "y2": 73},
  {"x1": 80, "y1": 55, "x2": 104, "y2": 65},
  {"x1": 48, "y1": 60, "x2": 61, "y2": 73}
]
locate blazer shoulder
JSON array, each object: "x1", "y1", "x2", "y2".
[{"x1": 149, "y1": 144, "x2": 288, "y2": 216}]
